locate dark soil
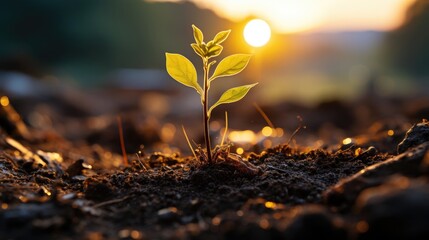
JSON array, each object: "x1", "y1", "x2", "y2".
[
  {"x1": 0, "y1": 133, "x2": 403, "y2": 240},
  {"x1": 1, "y1": 87, "x2": 429, "y2": 239}
]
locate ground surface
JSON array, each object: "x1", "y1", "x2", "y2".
[{"x1": 1, "y1": 85, "x2": 429, "y2": 239}]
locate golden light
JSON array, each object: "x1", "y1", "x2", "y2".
[
  {"x1": 342, "y1": 138, "x2": 353, "y2": 145},
  {"x1": 243, "y1": 19, "x2": 271, "y2": 47},
  {"x1": 355, "y1": 148, "x2": 363, "y2": 156},
  {"x1": 262, "y1": 126, "x2": 273, "y2": 137},
  {"x1": 275, "y1": 128, "x2": 284, "y2": 137},
  {"x1": 1, "y1": 96, "x2": 10, "y2": 107},
  {"x1": 264, "y1": 201, "x2": 277, "y2": 209},
  {"x1": 229, "y1": 130, "x2": 256, "y2": 143}
]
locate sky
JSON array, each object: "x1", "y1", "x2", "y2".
[{"x1": 149, "y1": 0, "x2": 415, "y2": 33}]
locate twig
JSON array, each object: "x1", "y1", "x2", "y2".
[
  {"x1": 135, "y1": 153, "x2": 147, "y2": 170},
  {"x1": 337, "y1": 144, "x2": 355, "y2": 154},
  {"x1": 5, "y1": 137, "x2": 46, "y2": 167},
  {"x1": 286, "y1": 115, "x2": 305, "y2": 146},
  {"x1": 253, "y1": 102, "x2": 275, "y2": 128},
  {"x1": 93, "y1": 196, "x2": 130, "y2": 208},
  {"x1": 266, "y1": 164, "x2": 289, "y2": 174},
  {"x1": 1, "y1": 96, "x2": 31, "y2": 140},
  {"x1": 117, "y1": 116, "x2": 128, "y2": 166},
  {"x1": 182, "y1": 125, "x2": 198, "y2": 161}
]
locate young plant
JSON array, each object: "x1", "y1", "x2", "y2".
[{"x1": 166, "y1": 25, "x2": 257, "y2": 162}]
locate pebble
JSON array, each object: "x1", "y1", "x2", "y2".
[
  {"x1": 157, "y1": 207, "x2": 180, "y2": 223},
  {"x1": 397, "y1": 120, "x2": 429, "y2": 153}
]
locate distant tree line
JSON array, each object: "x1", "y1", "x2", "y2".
[
  {"x1": 0, "y1": 0, "x2": 234, "y2": 85},
  {"x1": 385, "y1": 0, "x2": 429, "y2": 81}
]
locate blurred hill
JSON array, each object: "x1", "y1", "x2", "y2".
[
  {"x1": 384, "y1": 0, "x2": 429, "y2": 84},
  {"x1": 253, "y1": 31, "x2": 385, "y2": 105}
]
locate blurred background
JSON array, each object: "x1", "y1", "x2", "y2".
[{"x1": 0, "y1": 0, "x2": 428, "y2": 154}]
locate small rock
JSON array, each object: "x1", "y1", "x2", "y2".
[
  {"x1": 157, "y1": 207, "x2": 180, "y2": 223},
  {"x1": 360, "y1": 146, "x2": 378, "y2": 158},
  {"x1": 355, "y1": 178, "x2": 429, "y2": 240},
  {"x1": 60, "y1": 193, "x2": 76, "y2": 201},
  {"x1": 397, "y1": 120, "x2": 429, "y2": 154},
  {"x1": 324, "y1": 142, "x2": 429, "y2": 208},
  {"x1": 66, "y1": 159, "x2": 85, "y2": 177}
]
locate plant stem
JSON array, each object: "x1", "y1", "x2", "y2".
[{"x1": 202, "y1": 58, "x2": 212, "y2": 162}]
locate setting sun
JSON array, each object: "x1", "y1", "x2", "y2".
[{"x1": 243, "y1": 19, "x2": 271, "y2": 47}]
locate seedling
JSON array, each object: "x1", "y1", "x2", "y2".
[{"x1": 166, "y1": 25, "x2": 258, "y2": 163}]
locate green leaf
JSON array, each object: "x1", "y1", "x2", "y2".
[
  {"x1": 210, "y1": 54, "x2": 252, "y2": 81},
  {"x1": 192, "y1": 25, "x2": 203, "y2": 45},
  {"x1": 165, "y1": 53, "x2": 202, "y2": 94},
  {"x1": 213, "y1": 30, "x2": 231, "y2": 44},
  {"x1": 207, "y1": 45, "x2": 223, "y2": 58},
  {"x1": 208, "y1": 83, "x2": 258, "y2": 116},
  {"x1": 191, "y1": 43, "x2": 204, "y2": 58}
]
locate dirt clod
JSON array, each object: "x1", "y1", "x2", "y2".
[{"x1": 398, "y1": 120, "x2": 429, "y2": 153}]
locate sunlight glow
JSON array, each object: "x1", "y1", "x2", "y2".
[
  {"x1": 236, "y1": 147, "x2": 244, "y2": 154},
  {"x1": 151, "y1": 0, "x2": 414, "y2": 33},
  {"x1": 229, "y1": 130, "x2": 256, "y2": 143},
  {"x1": 243, "y1": 19, "x2": 271, "y2": 47}
]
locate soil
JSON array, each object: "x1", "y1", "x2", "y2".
[{"x1": 1, "y1": 86, "x2": 429, "y2": 239}]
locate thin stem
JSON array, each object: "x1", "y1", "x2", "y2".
[
  {"x1": 220, "y1": 111, "x2": 228, "y2": 146},
  {"x1": 182, "y1": 125, "x2": 198, "y2": 161},
  {"x1": 116, "y1": 116, "x2": 128, "y2": 166},
  {"x1": 202, "y1": 58, "x2": 212, "y2": 162}
]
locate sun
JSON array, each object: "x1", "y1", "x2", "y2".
[{"x1": 243, "y1": 19, "x2": 271, "y2": 48}]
